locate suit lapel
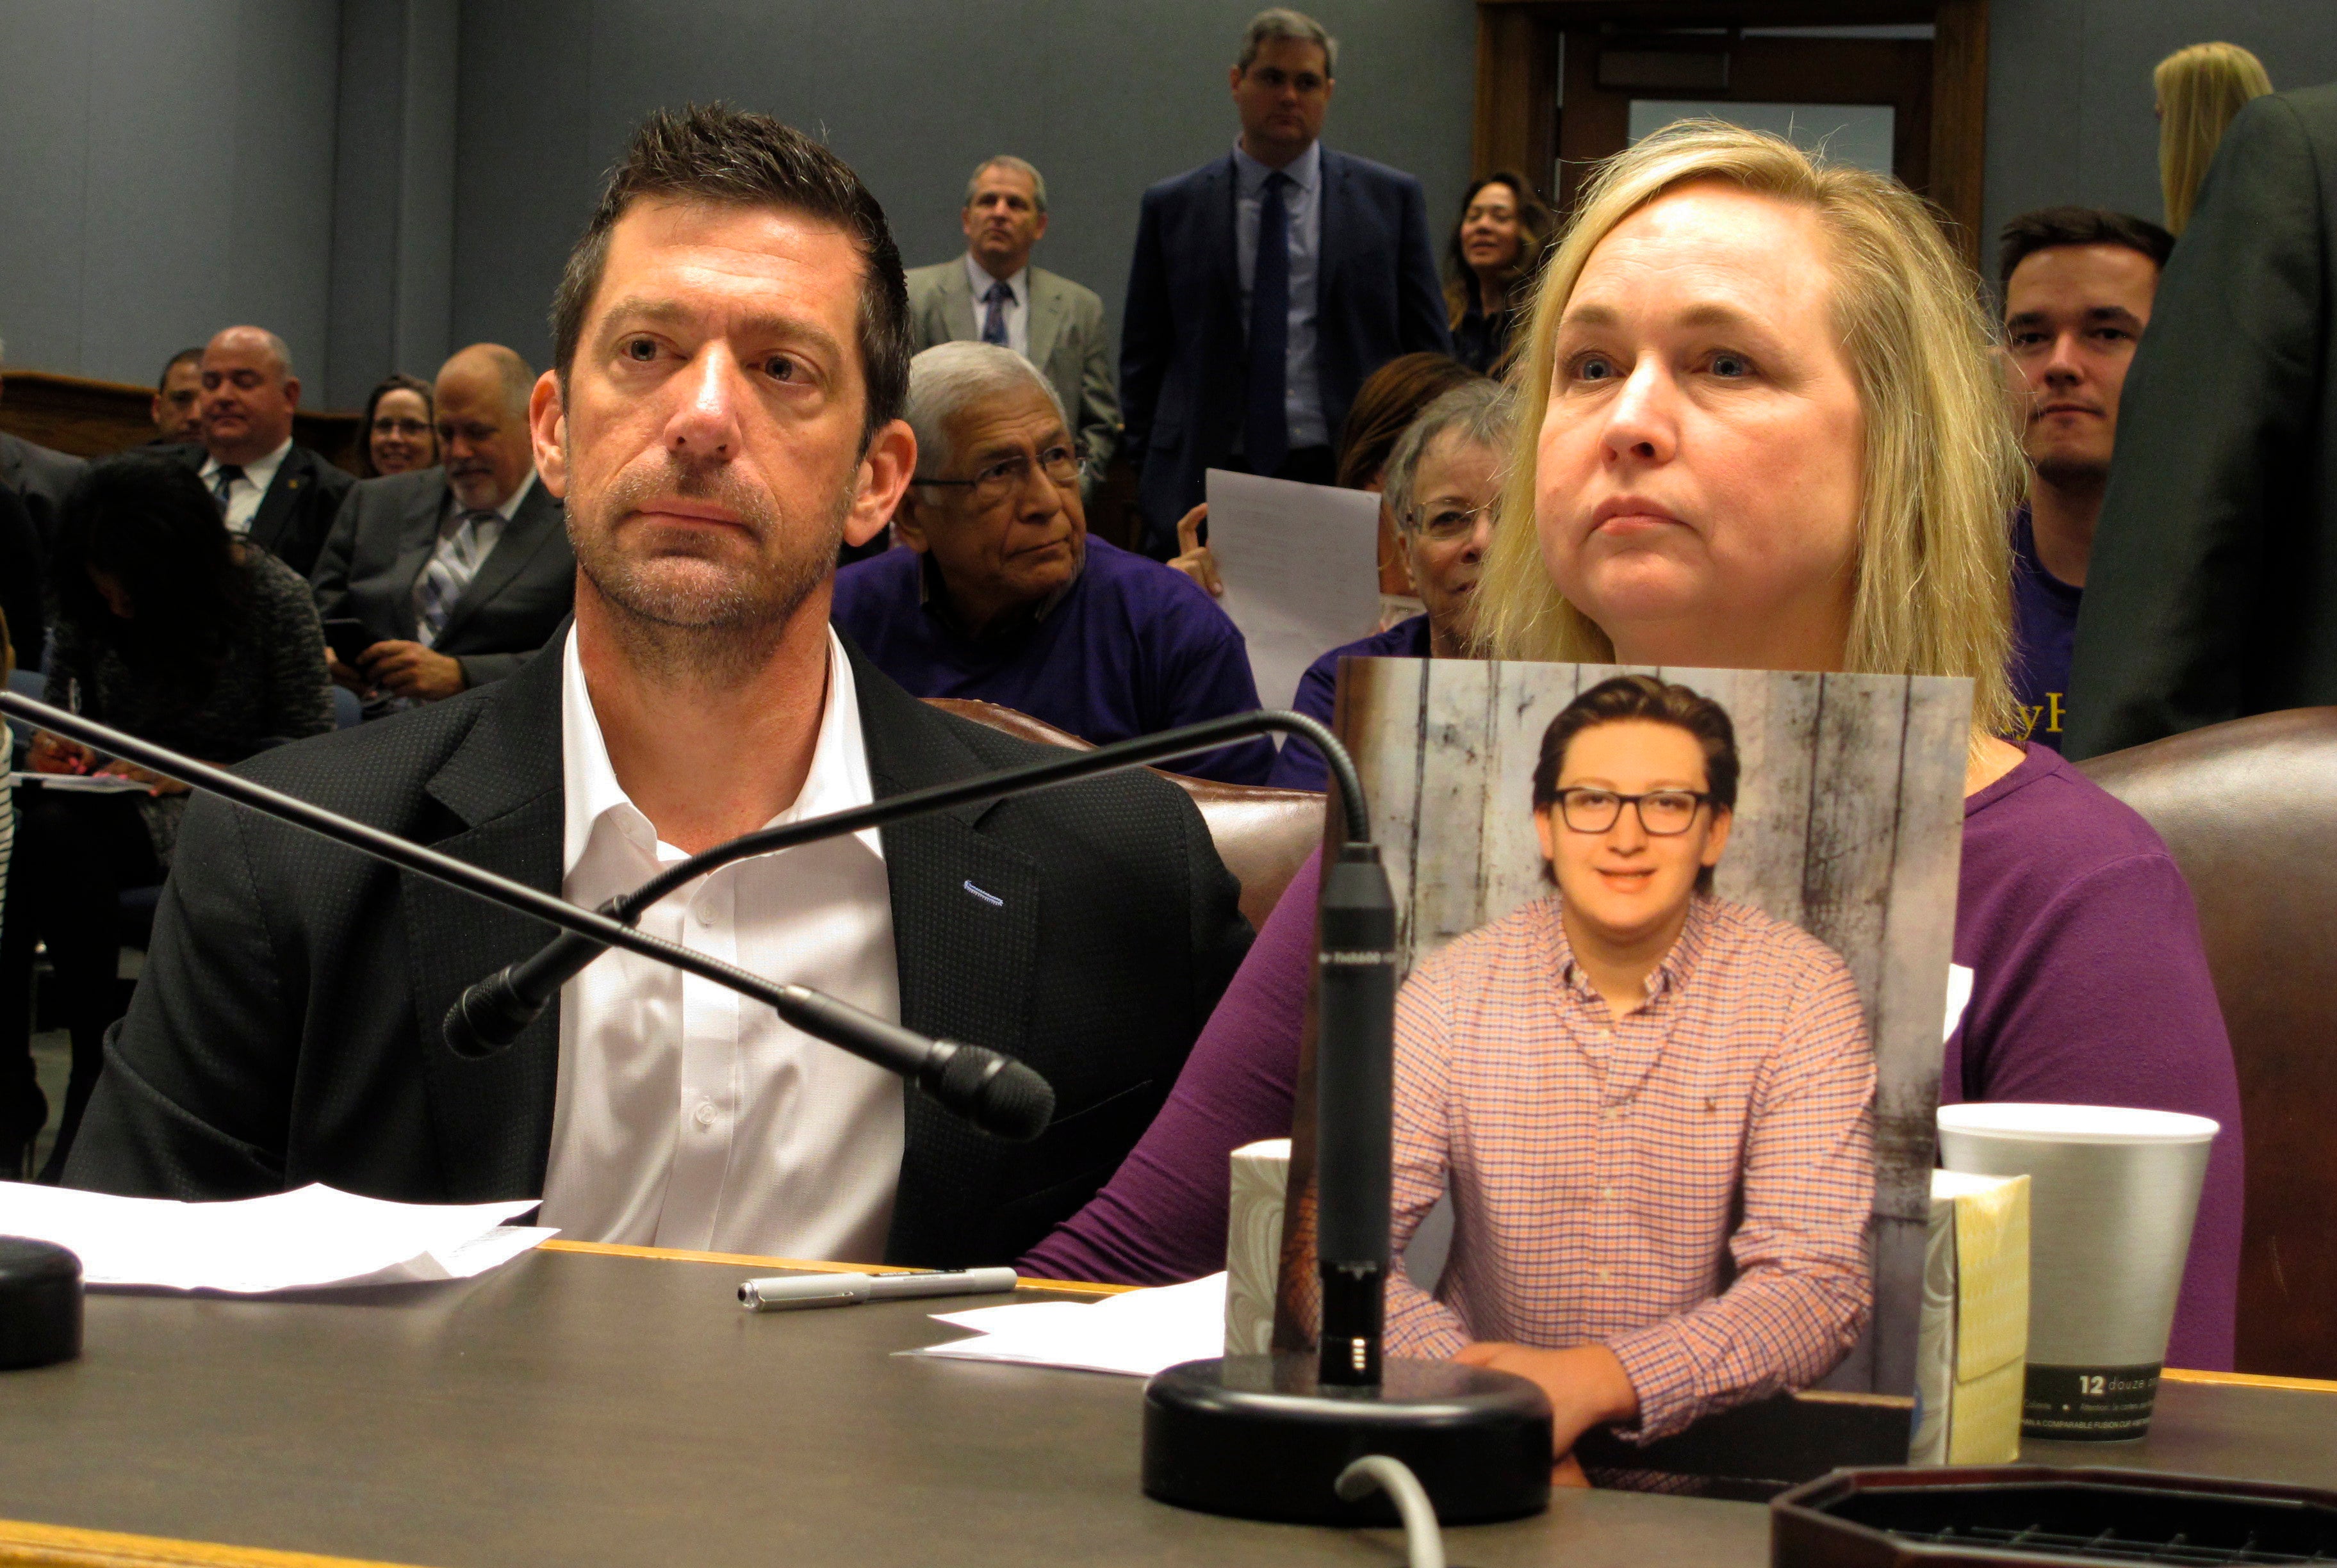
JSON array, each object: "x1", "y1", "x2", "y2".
[
  {"x1": 433, "y1": 479, "x2": 560, "y2": 648},
  {"x1": 1025, "y1": 269, "x2": 1063, "y2": 371},
  {"x1": 1205, "y1": 154, "x2": 1242, "y2": 320},
  {"x1": 940, "y1": 262, "x2": 979, "y2": 343},
  {"x1": 386, "y1": 475, "x2": 451, "y2": 641},
  {"x1": 400, "y1": 648, "x2": 570, "y2": 1198},
  {"x1": 1315, "y1": 147, "x2": 1346, "y2": 309},
  {"x1": 248, "y1": 446, "x2": 309, "y2": 559}
]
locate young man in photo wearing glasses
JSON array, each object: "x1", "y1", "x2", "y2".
[{"x1": 832, "y1": 342, "x2": 1274, "y2": 783}]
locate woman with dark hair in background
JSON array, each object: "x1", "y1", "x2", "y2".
[
  {"x1": 1444, "y1": 172, "x2": 1554, "y2": 375},
  {"x1": 2154, "y1": 42, "x2": 2273, "y2": 234},
  {"x1": 354, "y1": 372, "x2": 439, "y2": 478},
  {"x1": 0, "y1": 455, "x2": 333, "y2": 1177}
]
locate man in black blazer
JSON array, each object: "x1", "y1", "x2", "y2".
[
  {"x1": 0, "y1": 338, "x2": 89, "y2": 551},
  {"x1": 168, "y1": 325, "x2": 354, "y2": 578},
  {"x1": 1120, "y1": 8, "x2": 1450, "y2": 554},
  {"x1": 2066, "y1": 83, "x2": 2337, "y2": 758},
  {"x1": 65, "y1": 106, "x2": 1254, "y2": 1270},
  {"x1": 313, "y1": 344, "x2": 575, "y2": 703}
]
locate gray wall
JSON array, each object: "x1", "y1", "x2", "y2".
[
  {"x1": 448, "y1": 0, "x2": 1480, "y2": 376},
  {"x1": 1983, "y1": 0, "x2": 2337, "y2": 273},
  {"x1": 0, "y1": 0, "x2": 341, "y2": 393}
]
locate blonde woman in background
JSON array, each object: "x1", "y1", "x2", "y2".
[
  {"x1": 2155, "y1": 42, "x2": 2273, "y2": 233},
  {"x1": 1020, "y1": 125, "x2": 2245, "y2": 1410}
]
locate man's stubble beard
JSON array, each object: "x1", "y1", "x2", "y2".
[{"x1": 568, "y1": 449, "x2": 853, "y2": 685}]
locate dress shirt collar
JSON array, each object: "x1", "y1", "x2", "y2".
[
  {"x1": 963, "y1": 254, "x2": 1029, "y2": 310},
  {"x1": 1233, "y1": 136, "x2": 1322, "y2": 197},
  {"x1": 915, "y1": 543, "x2": 1086, "y2": 637},
  {"x1": 559, "y1": 621, "x2": 882, "y2": 876},
  {"x1": 201, "y1": 436, "x2": 293, "y2": 491},
  {"x1": 1549, "y1": 890, "x2": 1718, "y2": 1007}
]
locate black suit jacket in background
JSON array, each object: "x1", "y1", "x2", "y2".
[
  {"x1": 63, "y1": 636, "x2": 1254, "y2": 1267},
  {"x1": 0, "y1": 430, "x2": 87, "y2": 553},
  {"x1": 0, "y1": 484, "x2": 42, "y2": 669},
  {"x1": 312, "y1": 469, "x2": 576, "y2": 689},
  {"x1": 167, "y1": 441, "x2": 355, "y2": 580},
  {"x1": 1119, "y1": 144, "x2": 1452, "y2": 546},
  {"x1": 2066, "y1": 83, "x2": 2337, "y2": 758}
]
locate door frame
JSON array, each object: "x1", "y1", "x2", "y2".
[{"x1": 1472, "y1": 0, "x2": 1989, "y2": 267}]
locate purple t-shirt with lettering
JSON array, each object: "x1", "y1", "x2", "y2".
[
  {"x1": 1019, "y1": 744, "x2": 2244, "y2": 1371},
  {"x1": 2010, "y1": 505, "x2": 2083, "y2": 753}
]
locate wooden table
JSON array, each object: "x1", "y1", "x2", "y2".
[{"x1": 1, "y1": 1241, "x2": 2328, "y2": 1567}]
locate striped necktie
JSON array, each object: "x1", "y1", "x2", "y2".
[
  {"x1": 210, "y1": 464, "x2": 245, "y2": 519},
  {"x1": 416, "y1": 512, "x2": 491, "y2": 646},
  {"x1": 981, "y1": 281, "x2": 1012, "y2": 347}
]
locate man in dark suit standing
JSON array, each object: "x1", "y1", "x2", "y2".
[
  {"x1": 0, "y1": 335, "x2": 89, "y2": 551},
  {"x1": 314, "y1": 343, "x2": 575, "y2": 706},
  {"x1": 65, "y1": 106, "x2": 1251, "y2": 1271},
  {"x1": 1120, "y1": 8, "x2": 1451, "y2": 555},
  {"x1": 2065, "y1": 83, "x2": 2337, "y2": 758},
  {"x1": 171, "y1": 325, "x2": 353, "y2": 578}
]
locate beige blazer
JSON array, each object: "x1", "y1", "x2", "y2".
[{"x1": 903, "y1": 258, "x2": 1120, "y2": 482}]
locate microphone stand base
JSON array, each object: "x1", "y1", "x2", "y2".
[
  {"x1": 0, "y1": 1238, "x2": 81, "y2": 1371},
  {"x1": 1142, "y1": 1354, "x2": 1553, "y2": 1524}
]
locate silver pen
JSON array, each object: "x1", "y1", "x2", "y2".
[{"x1": 737, "y1": 1266, "x2": 1019, "y2": 1312}]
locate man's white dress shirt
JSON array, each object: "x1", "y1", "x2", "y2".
[
  {"x1": 964, "y1": 254, "x2": 1031, "y2": 358},
  {"x1": 537, "y1": 626, "x2": 905, "y2": 1261},
  {"x1": 199, "y1": 437, "x2": 292, "y2": 535}
]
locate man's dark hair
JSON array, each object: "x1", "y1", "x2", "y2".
[
  {"x1": 156, "y1": 346, "x2": 202, "y2": 393},
  {"x1": 549, "y1": 103, "x2": 912, "y2": 451},
  {"x1": 1998, "y1": 207, "x2": 2175, "y2": 291},
  {"x1": 1532, "y1": 674, "x2": 1739, "y2": 893}
]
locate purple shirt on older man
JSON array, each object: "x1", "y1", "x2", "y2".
[
  {"x1": 832, "y1": 536, "x2": 1274, "y2": 784},
  {"x1": 1017, "y1": 743, "x2": 2245, "y2": 1372}
]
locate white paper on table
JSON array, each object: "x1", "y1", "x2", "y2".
[
  {"x1": 0, "y1": 1182, "x2": 556, "y2": 1293},
  {"x1": 1204, "y1": 470, "x2": 1384, "y2": 715},
  {"x1": 6, "y1": 772, "x2": 150, "y2": 794},
  {"x1": 905, "y1": 1271, "x2": 1227, "y2": 1376}
]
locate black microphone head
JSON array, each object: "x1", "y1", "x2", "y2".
[
  {"x1": 930, "y1": 1043, "x2": 1055, "y2": 1142},
  {"x1": 442, "y1": 965, "x2": 546, "y2": 1061}
]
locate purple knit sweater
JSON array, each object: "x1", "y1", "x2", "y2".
[{"x1": 1019, "y1": 744, "x2": 2245, "y2": 1371}]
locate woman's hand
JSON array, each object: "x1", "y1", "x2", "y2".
[
  {"x1": 1454, "y1": 1341, "x2": 1641, "y2": 1464},
  {"x1": 1167, "y1": 503, "x2": 1223, "y2": 597},
  {"x1": 28, "y1": 731, "x2": 96, "y2": 775},
  {"x1": 97, "y1": 760, "x2": 190, "y2": 797}
]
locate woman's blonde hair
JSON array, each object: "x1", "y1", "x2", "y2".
[
  {"x1": 1475, "y1": 120, "x2": 2022, "y2": 739},
  {"x1": 2155, "y1": 43, "x2": 2274, "y2": 234}
]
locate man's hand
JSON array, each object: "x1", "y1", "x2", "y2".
[
  {"x1": 327, "y1": 650, "x2": 376, "y2": 696},
  {"x1": 1167, "y1": 502, "x2": 1223, "y2": 597},
  {"x1": 360, "y1": 641, "x2": 467, "y2": 703},
  {"x1": 28, "y1": 731, "x2": 96, "y2": 775},
  {"x1": 96, "y1": 760, "x2": 190, "y2": 797},
  {"x1": 1454, "y1": 1341, "x2": 1640, "y2": 1466}
]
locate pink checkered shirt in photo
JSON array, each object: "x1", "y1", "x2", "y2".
[{"x1": 1384, "y1": 892, "x2": 1876, "y2": 1442}]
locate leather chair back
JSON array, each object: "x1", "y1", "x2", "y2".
[
  {"x1": 2079, "y1": 708, "x2": 2337, "y2": 1378},
  {"x1": 926, "y1": 699, "x2": 1323, "y2": 933}
]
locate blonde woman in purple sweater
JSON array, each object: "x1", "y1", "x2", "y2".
[{"x1": 1019, "y1": 122, "x2": 2244, "y2": 1375}]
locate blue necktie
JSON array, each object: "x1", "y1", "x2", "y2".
[
  {"x1": 981, "y1": 281, "x2": 1012, "y2": 347},
  {"x1": 1244, "y1": 171, "x2": 1291, "y2": 477},
  {"x1": 210, "y1": 464, "x2": 243, "y2": 516}
]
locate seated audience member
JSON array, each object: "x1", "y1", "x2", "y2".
[
  {"x1": 1446, "y1": 172, "x2": 1553, "y2": 375},
  {"x1": 1997, "y1": 209, "x2": 2171, "y2": 751},
  {"x1": 313, "y1": 345, "x2": 573, "y2": 705},
  {"x1": 354, "y1": 373, "x2": 440, "y2": 478},
  {"x1": 148, "y1": 348, "x2": 205, "y2": 447},
  {"x1": 905, "y1": 156, "x2": 1119, "y2": 491},
  {"x1": 832, "y1": 342, "x2": 1274, "y2": 785},
  {"x1": 2067, "y1": 79, "x2": 2337, "y2": 756},
  {"x1": 1021, "y1": 124, "x2": 2245, "y2": 1380},
  {"x1": 63, "y1": 108, "x2": 1252, "y2": 1273},
  {"x1": 1389, "y1": 676, "x2": 1873, "y2": 1460},
  {"x1": 1168, "y1": 350, "x2": 1481, "y2": 601},
  {"x1": 1268, "y1": 379, "x2": 1508, "y2": 789},
  {"x1": 0, "y1": 334, "x2": 90, "y2": 551},
  {"x1": 171, "y1": 325, "x2": 355, "y2": 578},
  {"x1": 2, "y1": 455, "x2": 332, "y2": 1179}
]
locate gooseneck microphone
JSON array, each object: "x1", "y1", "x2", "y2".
[
  {"x1": 0, "y1": 693, "x2": 1056, "y2": 1141},
  {"x1": 441, "y1": 708, "x2": 1375, "y2": 1065}
]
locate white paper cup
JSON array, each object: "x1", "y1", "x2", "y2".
[{"x1": 1936, "y1": 1103, "x2": 2217, "y2": 1441}]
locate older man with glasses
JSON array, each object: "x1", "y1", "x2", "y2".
[{"x1": 833, "y1": 342, "x2": 1274, "y2": 783}]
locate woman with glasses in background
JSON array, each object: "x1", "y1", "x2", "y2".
[
  {"x1": 352, "y1": 373, "x2": 439, "y2": 478},
  {"x1": 1266, "y1": 380, "x2": 1510, "y2": 789},
  {"x1": 1446, "y1": 172, "x2": 1555, "y2": 375}
]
